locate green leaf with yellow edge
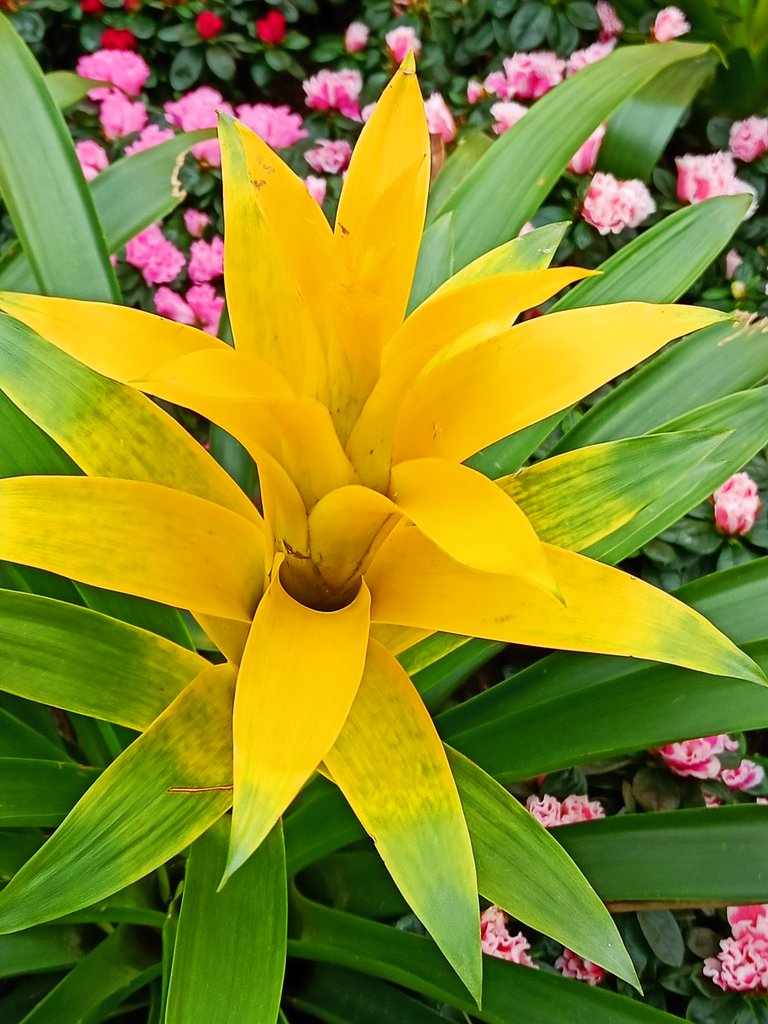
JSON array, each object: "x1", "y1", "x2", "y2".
[
  {"x1": 501, "y1": 430, "x2": 726, "y2": 551},
  {"x1": 326, "y1": 642, "x2": 481, "y2": 1004},
  {"x1": 408, "y1": 212, "x2": 454, "y2": 312},
  {"x1": 0, "y1": 589, "x2": 204, "y2": 729},
  {"x1": 435, "y1": 41, "x2": 717, "y2": 273},
  {"x1": 0, "y1": 760, "x2": 99, "y2": 827},
  {"x1": 425, "y1": 128, "x2": 493, "y2": 226},
  {"x1": 166, "y1": 819, "x2": 286, "y2": 1024},
  {"x1": 0, "y1": 664, "x2": 234, "y2": 933},
  {"x1": 0, "y1": 476, "x2": 264, "y2": 622},
  {"x1": 0, "y1": 14, "x2": 118, "y2": 302},
  {"x1": 17, "y1": 926, "x2": 160, "y2": 1024},
  {"x1": 443, "y1": 222, "x2": 569, "y2": 289},
  {"x1": 448, "y1": 748, "x2": 637, "y2": 987}
]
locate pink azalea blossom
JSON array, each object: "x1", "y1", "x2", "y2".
[
  {"x1": 345, "y1": 21, "x2": 369, "y2": 52},
  {"x1": 713, "y1": 472, "x2": 761, "y2": 536},
  {"x1": 729, "y1": 116, "x2": 768, "y2": 163},
  {"x1": 704, "y1": 933, "x2": 768, "y2": 992},
  {"x1": 597, "y1": 0, "x2": 624, "y2": 39},
  {"x1": 125, "y1": 224, "x2": 185, "y2": 286},
  {"x1": 490, "y1": 100, "x2": 528, "y2": 135},
  {"x1": 75, "y1": 139, "x2": 109, "y2": 181},
  {"x1": 155, "y1": 284, "x2": 223, "y2": 335},
  {"x1": 721, "y1": 759, "x2": 766, "y2": 791},
  {"x1": 725, "y1": 248, "x2": 743, "y2": 280},
  {"x1": 567, "y1": 40, "x2": 616, "y2": 75},
  {"x1": 124, "y1": 123, "x2": 175, "y2": 156},
  {"x1": 424, "y1": 93, "x2": 456, "y2": 142},
  {"x1": 76, "y1": 49, "x2": 150, "y2": 99},
  {"x1": 188, "y1": 236, "x2": 224, "y2": 284},
  {"x1": 467, "y1": 79, "x2": 485, "y2": 104},
  {"x1": 183, "y1": 209, "x2": 210, "y2": 238},
  {"x1": 568, "y1": 123, "x2": 606, "y2": 174},
  {"x1": 676, "y1": 152, "x2": 756, "y2": 214},
  {"x1": 728, "y1": 905, "x2": 768, "y2": 939},
  {"x1": 164, "y1": 87, "x2": 234, "y2": 167},
  {"x1": 303, "y1": 69, "x2": 363, "y2": 120},
  {"x1": 361, "y1": 101, "x2": 377, "y2": 123},
  {"x1": 304, "y1": 175, "x2": 327, "y2": 205},
  {"x1": 526, "y1": 794, "x2": 563, "y2": 827},
  {"x1": 304, "y1": 139, "x2": 353, "y2": 175},
  {"x1": 653, "y1": 734, "x2": 739, "y2": 779},
  {"x1": 556, "y1": 949, "x2": 606, "y2": 985},
  {"x1": 385, "y1": 25, "x2": 422, "y2": 63},
  {"x1": 480, "y1": 906, "x2": 537, "y2": 967},
  {"x1": 526, "y1": 793, "x2": 605, "y2": 827},
  {"x1": 485, "y1": 52, "x2": 565, "y2": 101},
  {"x1": 235, "y1": 103, "x2": 308, "y2": 150},
  {"x1": 582, "y1": 172, "x2": 656, "y2": 235},
  {"x1": 99, "y1": 91, "x2": 147, "y2": 141},
  {"x1": 652, "y1": 6, "x2": 691, "y2": 41},
  {"x1": 153, "y1": 285, "x2": 196, "y2": 326}
]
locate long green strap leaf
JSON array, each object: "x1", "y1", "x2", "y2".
[
  {"x1": 0, "y1": 760, "x2": 99, "y2": 827},
  {"x1": 0, "y1": 15, "x2": 118, "y2": 302},
  {"x1": 0, "y1": 924, "x2": 89, "y2": 978},
  {"x1": 166, "y1": 819, "x2": 286, "y2": 1024},
  {"x1": 288, "y1": 964, "x2": 448, "y2": 1023}
]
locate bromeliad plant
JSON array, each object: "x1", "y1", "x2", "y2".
[{"x1": 2, "y1": 20, "x2": 768, "y2": 1023}]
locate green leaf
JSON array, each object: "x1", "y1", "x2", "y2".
[
  {"x1": 205, "y1": 45, "x2": 236, "y2": 81},
  {"x1": 17, "y1": 926, "x2": 160, "y2": 1024},
  {"x1": 0, "y1": 706, "x2": 71, "y2": 761},
  {"x1": 170, "y1": 47, "x2": 204, "y2": 91},
  {"x1": 0, "y1": 760, "x2": 99, "y2": 827},
  {"x1": 501, "y1": 430, "x2": 726, "y2": 552},
  {"x1": 0, "y1": 14, "x2": 118, "y2": 302},
  {"x1": 44, "y1": 71, "x2": 93, "y2": 110},
  {"x1": 0, "y1": 665, "x2": 234, "y2": 933},
  {"x1": 434, "y1": 42, "x2": 717, "y2": 272},
  {"x1": 598, "y1": 54, "x2": 718, "y2": 180},
  {"x1": 408, "y1": 213, "x2": 454, "y2": 312},
  {"x1": 426, "y1": 130, "x2": 493, "y2": 227},
  {"x1": 165, "y1": 819, "x2": 286, "y2": 1024},
  {"x1": 0, "y1": 925, "x2": 88, "y2": 978},
  {"x1": 289, "y1": 964, "x2": 447, "y2": 1023},
  {"x1": 509, "y1": 3, "x2": 553, "y2": 50},
  {"x1": 449, "y1": 749, "x2": 638, "y2": 987},
  {"x1": 0, "y1": 589, "x2": 204, "y2": 729},
  {"x1": 636, "y1": 911, "x2": 685, "y2": 967}
]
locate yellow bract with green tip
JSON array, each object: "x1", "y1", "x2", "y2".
[{"x1": 0, "y1": 57, "x2": 763, "y2": 1002}]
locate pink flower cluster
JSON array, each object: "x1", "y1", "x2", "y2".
[
  {"x1": 188, "y1": 236, "x2": 223, "y2": 284},
  {"x1": 305, "y1": 139, "x2": 353, "y2": 175},
  {"x1": 526, "y1": 793, "x2": 606, "y2": 827},
  {"x1": 303, "y1": 69, "x2": 362, "y2": 120},
  {"x1": 480, "y1": 906, "x2": 537, "y2": 967},
  {"x1": 76, "y1": 49, "x2": 150, "y2": 99},
  {"x1": 155, "y1": 284, "x2": 223, "y2": 335},
  {"x1": 713, "y1": 472, "x2": 762, "y2": 536},
  {"x1": 236, "y1": 103, "x2": 308, "y2": 150},
  {"x1": 485, "y1": 51, "x2": 565, "y2": 101},
  {"x1": 164, "y1": 87, "x2": 233, "y2": 167},
  {"x1": 704, "y1": 905, "x2": 768, "y2": 993},
  {"x1": 125, "y1": 224, "x2": 185, "y2": 286},
  {"x1": 556, "y1": 948, "x2": 606, "y2": 985},
  {"x1": 125, "y1": 124, "x2": 175, "y2": 156},
  {"x1": 730, "y1": 117, "x2": 768, "y2": 163},
  {"x1": 582, "y1": 172, "x2": 656, "y2": 234},
  {"x1": 676, "y1": 152, "x2": 757, "y2": 215},
  {"x1": 75, "y1": 139, "x2": 108, "y2": 181},
  {"x1": 654, "y1": 733, "x2": 765, "y2": 791}
]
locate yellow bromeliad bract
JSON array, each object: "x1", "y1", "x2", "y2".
[{"x1": 0, "y1": 56, "x2": 762, "y2": 998}]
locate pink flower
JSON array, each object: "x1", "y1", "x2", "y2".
[
  {"x1": 154, "y1": 284, "x2": 223, "y2": 334},
  {"x1": 467, "y1": 79, "x2": 485, "y2": 104},
  {"x1": 582, "y1": 172, "x2": 656, "y2": 235},
  {"x1": 597, "y1": 0, "x2": 624, "y2": 39},
  {"x1": 124, "y1": 123, "x2": 175, "y2": 155},
  {"x1": 480, "y1": 906, "x2": 537, "y2": 968},
  {"x1": 304, "y1": 139, "x2": 353, "y2": 174},
  {"x1": 490, "y1": 101, "x2": 528, "y2": 135},
  {"x1": 361, "y1": 101, "x2": 377, "y2": 122},
  {"x1": 75, "y1": 139, "x2": 109, "y2": 181},
  {"x1": 526, "y1": 794, "x2": 563, "y2": 827},
  {"x1": 526, "y1": 793, "x2": 605, "y2": 827},
  {"x1": 125, "y1": 224, "x2": 185, "y2": 285},
  {"x1": 721, "y1": 759, "x2": 765, "y2": 791},
  {"x1": 345, "y1": 21, "x2": 369, "y2": 52},
  {"x1": 568, "y1": 123, "x2": 606, "y2": 174},
  {"x1": 424, "y1": 93, "x2": 456, "y2": 142},
  {"x1": 385, "y1": 25, "x2": 421, "y2": 63},
  {"x1": 183, "y1": 209, "x2": 211, "y2": 238},
  {"x1": 652, "y1": 6, "x2": 691, "y2": 41},
  {"x1": 728, "y1": 905, "x2": 768, "y2": 939},
  {"x1": 303, "y1": 69, "x2": 363, "y2": 120},
  {"x1": 713, "y1": 472, "x2": 761, "y2": 536},
  {"x1": 725, "y1": 248, "x2": 743, "y2": 280},
  {"x1": 153, "y1": 285, "x2": 196, "y2": 326},
  {"x1": 653, "y1": 734, "x2": 739, "y2": 779},
  {"x1": 99, "y1": 91, "x2": 147, "y2": 141},
  {"x1": 255, "y1": 10, "x2": 286, "y2": 46},
  {"x1": 188, "y1": 236, "x2": 224, "y2": 284},
  {"x1": 704, "y1": 931, "x2": 768, "y2": 993},
  {"x1": 676, "y1": 152, "x2": 753, "y2": 207},
  {"x1": 164, "y1": 87, "x2": 234, "y2": 167},
  {"x1": 729, "y1": 116, "x2": 768, "y2": 163},
  {"x1": 76, "y1": 49, "x2": 150, "y2": 100},
  {"x1": 556, "y1": 949, "x2": 606, "y2": 985},
  {"x1": 704, "y1": 792, "x2": 723, "y2": 807},
  {"x1": 304, "y1": 175, "x2": 327, "y2": 205},
  {"x1": 196, "y1": 10, "x2": 224, "y2": 40},
  {"x1": 235, "y1": 103, "x2": 308, "y2": 150},
  {"x1": 486, "y1": 52, "x2": 565, "y2": 101},
  {"x1": 567, "y1": 40, "x2": 616, "y2": 75}
]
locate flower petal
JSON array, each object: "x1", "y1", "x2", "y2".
[
  {"x1": 325, "y1": 639, "x2": 481, "y2": 1003},
  {"x1": 366, "y1": 526, "x2": 764, "y2": 682},
  {"x1": 393, "y1": 303, "x2": 729, "y2": 463},
  {"x1": 225, "y1": 572, "x2": 371, "y2": 881},
  {"x1": 390, "y1": 458, "x2": 557, "y2": 591}
]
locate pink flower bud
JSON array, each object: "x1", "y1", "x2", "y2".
[
  {"x1": 652, "y1": 6, "x2": 691, "y2": 41},
  {"x1": 729, "y1": 116, "x2": 768, "y2": 163},
  {"x1": 385, "y1": 25, "x2": 421, "y2": 63},
  {"x1": 304, "y1": 175, "x2": 327, "y2": 205},
  {"x1": 344, "y1": 21, "x2": 369, "y2": 52},
  {"x1": 467, "y1": 79, "x2": 485, "y2": 104},
  {"x1": 597, "y1": 0, "x2": 624, "y2": 39},
  {"x1": 75, "y1": 139, "x2": 109, "y2": 181},
  {"x1": 183, "y1": 208, "x2": 210, "y2": 238},
  {"x1": 712, "y1": 472, "x2": 761, "y2": 536},
  {"x1": 725, "y1": 248, "x2": 743, "y2": 280},
  {"x1": 568, "y1": 124, "x2": 606, "y2": 174},
  {"x1": 424, "y1": 93, "x2": 456, "y2": 142}
]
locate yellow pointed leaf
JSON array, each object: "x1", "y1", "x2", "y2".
[
  {"x1": 369, "y1": 623, "x2": 432, "y2": 656},
  {"x1": 325, "y1": 639, "x2": 482, "y2": 1003},
  {"x1": 0, "y1": 476, "x2": 265, "y2": 621},
  {"x1": 226, "y1": 571, "x2": 371, "y2": 880},
  {"x1": 366, "y1": 526, "x2": 765, "y2": 682},
  {"x1": 131, "y1": 348, "x2": 295, "y2": 401},
  {"x1": 390, "y1": 458, "x2": 557, "y2": 590},
  {"x1": 0, "y1": 292, "x2": 225, "y2": 381},
  {"x1": 194, "y1": 615, "x2": 251, "y2": 665},
  {"x1": 219, "y1": 115, "x2": 329, "y2": 401},
  {"x1": 393, "y1": 304, "x2": 730, "y2": 463}
]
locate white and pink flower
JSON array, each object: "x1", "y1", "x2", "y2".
[
  {"x1": 303, "y1": 69, "x2": 363, "y2": 120},
  {"x1": 712, "y1": 472, "x2": 761, "y2": 536},
  {"x1": 304, "y1": 139, "x2": 353, "y2": 175},
  {"x1": 490, "y1": 100, "x2": 528, "y2": 135},
  {"x1": 467, "y1": 79, "x2": 485, "y2": 104},
  {"x1": 729, "y1": 116, "x2": 768, "y2": 163},
  {"x1": 485, "y1": 51, "x2": 565, "y2": 101},
  {"x1": 721, "y1": 759, "x2": 766, "y2": 791},
  {"x1": 385, "y1": 24, "x2": 421, "y2": 63},
  {"x1": 652, "y1": 6, "x2": 691, "y2": 41},
  {"x1": 704, "y1": 906, "x2": 768, "y2": 993},
  {"x1": 597, "y1": 0, "x2": 624, "y2": 39},
  {"x1": 424, "y1": 93, "x2": 456, "y2": 142},
  {"x1": 653, "y1": 734, "x2": 739, "y2": 779},
  {"x1": 582, "y1": 172, "x2": 656, "y2": 234},
  {"x1": 556, "y1": 949, "x2": 606, "y2": 985},
  {"x1": 344, "y1": 21, "x2": 369, "y2": 53},
  {"x1": 526, "y1": 793, "x2": 606, "y2": 827},
  {"x1": 304, "y1": 175, "x2": 327, "y2": 205},
  {"x1": 480, "y1": 906, "x2": 537, "y2": 967},
  {"x1": 568, "y1": 124, "x2": 606, "y2": 174},
  {"x1": 567, "y1": 40, "x2": 616, "y2": 75}
]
